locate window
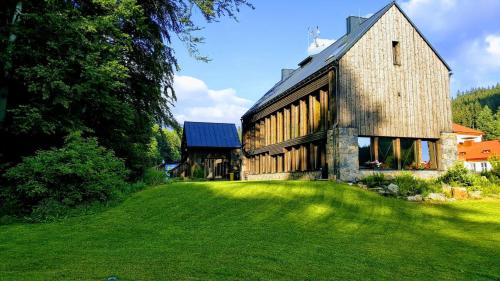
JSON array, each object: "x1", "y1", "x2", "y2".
[
  {"x1": 400, "y1": 139, "x2": 417, "y2": 169},
  {"x1": 378, "y1": 138, "x2": 397, "y2": 169},
  {"x1": 358, "y1": 137, "x2": 438, "y2": 170},
  {"x1": 481, "y1": 162, "x2": 488, "y2": 172},
  {"x1": 358, "y1": 137, "x2": 375, "y2": 169},
  {"x1": 392, "y1": 41, "x2": 401, "y2": 65},
  {"x1": 421, "y1": 140, "x2": 438, "y2": 169}
]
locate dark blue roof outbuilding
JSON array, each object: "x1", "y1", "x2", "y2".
[{"x1": 183, "y1": 121, "x2": 241, "y2": 148}]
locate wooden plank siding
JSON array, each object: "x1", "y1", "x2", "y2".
[
  {"x1": 337, "y1": 6, "x2": 451, "y2": 139},
  {"x1": 242, "y1": 74, "x2": 331, "y2": 175}
]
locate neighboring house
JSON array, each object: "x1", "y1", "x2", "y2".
[
  {"x1": 241, "y1": 2, "x2": 456, "y2": 181},
  {"x1": 171, "y1": 122, "x2": 241, "y2": 180},
  {"x1": 458, "y1": 140, "x2": 500, "y2": 172},
  {"x1": 453, "y1": 123, "x2": 484, "y2": 143}
]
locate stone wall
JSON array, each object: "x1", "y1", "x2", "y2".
[
  {"x1": 326, "y1": 129, "x2": 335, "y2": 180},
  {"x1": 333, "y1": 127, "x2": 359, "y2": 182},
  {"x1": 246, "y1": 171, "x2": 322, "y2": 181},
  {"x1": 439, "y1": 132, "x2": 457, "y2": 171}
]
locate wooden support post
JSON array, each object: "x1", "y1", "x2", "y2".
[
  {"x1": 328, "y1": 70, "x2": 335, "y2": 127},
  {"x1": 373, "y1": 137, "x2": 379, "y2": 161},
  {"x1": 395, "y1": 138, "x2": 401, "y2": 170},
  {"x1": 416, "y1": 140, "x2": 422, "y2": 167}
]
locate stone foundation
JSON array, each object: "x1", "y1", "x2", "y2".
[
  {"x1": 439, "y1": 132, "x2": 457, "y2": 171},
  {"x1": 246, "y1": 171, "x2": 322, "y2": 181},
  {"x1": 326, "y1": 129, "x2": 335, "y2": 180},
  {"x1": 332, "y1": 127, "x2": 359, "y2": 182}
]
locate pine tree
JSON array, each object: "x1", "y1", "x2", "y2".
[{"x1": 477, "y1": 106, "x2": 499, "y2": 140}]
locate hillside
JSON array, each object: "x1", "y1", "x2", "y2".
[
  {"x1": 452, "y1": 84, "x2": 500, "y2": 140},
  {"x1": 1, "y1": 181, "x2": 499, "y2": 280}
]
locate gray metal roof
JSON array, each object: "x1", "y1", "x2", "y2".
[{"x1": 243, "y1": 2, "x2": 451, "y2": 118}]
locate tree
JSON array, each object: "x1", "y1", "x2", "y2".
[
  {"x1": 149, "y1": 124, "x2": 181, "y2": 166},
  {"x1": 0, "y1": 0, "x2": 252, "y2": 178},
  {"x1": 477, "y1": 106, "x2": 499, "y2": 140}
]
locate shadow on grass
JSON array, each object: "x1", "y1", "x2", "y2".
[{"x1": 0, "y1": 180, "x2": 499, "y2": 280}]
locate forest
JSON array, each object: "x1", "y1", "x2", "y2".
[{"x1": 452, "y1": 84, "x2": 500, "y2": 140}]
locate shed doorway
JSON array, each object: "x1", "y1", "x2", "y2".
[{"x1": 204, "y1": 158, "x2": 228, "y2": 180}]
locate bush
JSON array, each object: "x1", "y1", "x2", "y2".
[
  {"x1": 192, "y1": 164, "x2": 205, "y2": 179},
  {"x1": 142, "y1": 167, "x2": 166, "y2": 186},
  {"x1": 361, "y1": 173, "x2": 386, "y2": 188},
  {"x1": 488, "y1": 155, "x2": 500, "y2": 177},
  {"x1": 394, "y1": 172, "x2": 420, "y2": 196},
  {"x1": 438, "y1": 162, "x2": 474, "y2": 187},
  {"x1": 1, "y1": 132, "x2": 128, "y2": 218},
  {"x1": 393, "y1": 172, "x2": 440, "y2": 197}
]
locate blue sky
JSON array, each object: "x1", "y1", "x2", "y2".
[{"x1": 171, "y1": 0, "x2": 500, "y2": 125}]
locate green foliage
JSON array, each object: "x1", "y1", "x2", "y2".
[
  {"x1": 1, "y1": 132, "x2": 128, "y2": 218},
  {"x1": 393, "y1": 172, "x2": 440, "y2": 196},
  {"x1": 192, "y1": 164, "x2": 205, "y2": 179},
  {"x1": 361, "y1": 173, "x2": 386, "y2": 188},
  {"x1": 142, "y1": 167, "x2": 167, "y2": 186},
  {"x1": 0, "y1": 0, "x2": 251, "y2": 179},
  {"x1": 489, "y1": 155, "x2": 500, "y2": 177},
  {"x1": 149, "y1": 124, "x2": 181, "y2": 166},
  {"x1": 452, "y1": 84, "x2": 500, "y2": 140},
  {"x1": 438, "y1": 162, "x2": 474, "y2": 187}
]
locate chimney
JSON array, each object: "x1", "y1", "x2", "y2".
[
  {"x1": 281, "y1": 69, "x2": 294, "y2": 81},
  {"x1": 346, "y1": 16, "x2": 366, "y2": 34}
]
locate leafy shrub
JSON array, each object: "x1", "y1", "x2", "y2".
[
  {"x1": 142, "y1": 167, "x2": 166, "y2": 186},
  {"x1": 470, "y1": 173, "x2": 500, "y2": 195},
  {"x1": 192, "y1": 164, "x2": 205, "y2": 179},
  {"x1": 488, "y1": 155, "x2": 500, "y2": 177},
  {"x1": 393, "y1": 172, "x2": 440, "y2": 196},
  {"x1": 361, "y1": 173, "x2": 386, "y2": 188},
  {"x1": 394, "y1": 172, "x2": 420, "y2": 196},
  {"x1": 438, "y1": 162, "x2": 474, "y2": 187},
  {"x1": 1, "y1": 132, "x2": 128, "y2": 218}
]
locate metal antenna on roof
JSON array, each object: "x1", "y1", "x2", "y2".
[{"x1": 308, "y1": 26, "x2": 320, "y2": 48}]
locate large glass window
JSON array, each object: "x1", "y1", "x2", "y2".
[
  {"x1": 378, "y1": 138, "x2": 396, "y2": 169},
  {"x1": 421, "y1": 140, "x2": 438, "y2": 169},
  {"x1": 400, "y1": 139, "x2": 417, "y2": 170},
  {"x1": 358, "y1": 137, "x2": 438, "y2": 170},
  {"x1": 358, "y1": 137, "x2": 375, "y2": 169}
]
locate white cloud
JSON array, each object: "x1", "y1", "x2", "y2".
[
  {"x1": 307, "y1": 38, "x2": 336, "y2": 55},
  {"x1": 172, "y1": 75, "x2": 252, "y2": 126},
  {"x1": 450, "y1": 34, "x2": 500, "y2": 92},
  {"x1": 400, "y1": 0, "x2": 457, "y2": 32},
  {"x1": 486, "y1": 35, "x2": 500, "y2": 58}
]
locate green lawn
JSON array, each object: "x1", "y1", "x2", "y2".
[{"x1": 1, "y1": 181, "x2": 499, "y2": 281}]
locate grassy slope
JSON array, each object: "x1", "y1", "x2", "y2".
[{"x1": 1, "y1": 181, "x2": 499, "y2": 281}]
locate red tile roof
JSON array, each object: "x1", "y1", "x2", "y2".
[
  {"x1": 458, "y1": 140, "x2": 500, "y2": 162},
  {"x1": 452, "y1": 123, "x2": 484, "y2": 136}
]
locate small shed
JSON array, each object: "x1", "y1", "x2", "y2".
[{"x1": 173, "y1": 121, "x2": 241, "y2": 180}]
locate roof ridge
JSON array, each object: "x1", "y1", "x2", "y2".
[{"x1": 184, "y1": 121, "x2": 237, "y2": 125}]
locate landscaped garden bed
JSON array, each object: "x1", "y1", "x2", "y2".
[{"x1": 358, "y1": 161, "x2": 500, "y2": 202}]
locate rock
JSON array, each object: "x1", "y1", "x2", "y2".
[
  {"x1": 387, "y1": 183, "x2": 399, "y2": 194},
  {"x1": 425, "y1": 193, "x2": 447, "y2": 202},
  {"x1": 407, "y1": 195, "x2": 423, "y2": 202},
  {"x1": 369, "y1": 187, "x2": 384, "y2": 192},
  {"x1": 469, "y1": 190, "x2": 482, "y2": 199},
  {"x1": 452, "y1": 187, "x2": 468, "y2": 200},
  {"x1": 357, "y1": 183, "x2": 368, "y2": 190}
]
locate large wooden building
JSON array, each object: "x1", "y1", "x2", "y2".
[{"x1": 241, "y1": 2, "x2": 457, "y2": 181}]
